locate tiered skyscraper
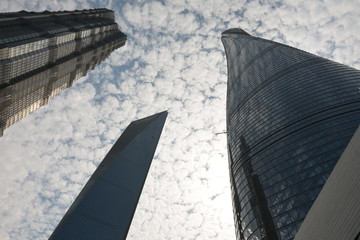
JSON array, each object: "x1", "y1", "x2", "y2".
[
  {"x1": 0, "y1": 9, "x2": 126, "y2": 136},
  {"x1": 222, "y1": 28, "x2": 360, "y2": 240},
  {"x1": 49, "y1": 111, "x2": 168, "y2": 240}
]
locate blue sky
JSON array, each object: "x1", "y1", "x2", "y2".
[{"x1": 0, "y1": 0, "x2": 360, "y2": 239}]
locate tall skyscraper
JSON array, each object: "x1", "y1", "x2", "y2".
[
  {"x1": 222, "y1": 28, "x2": 360, "y2": 240},
  {"x1": 0, "y1": 9, "x2": 126, "y2": 136},
  {"x1": 49, "y1": 111, "x2": 168, "y2": 240}
]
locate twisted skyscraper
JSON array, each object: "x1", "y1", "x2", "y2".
[
  {"x1": 0, "y1": 9, "x2": 126, "y2": 136},
  {"x1": 222, "y1": 28, "x2": 360, "y2": 240}
]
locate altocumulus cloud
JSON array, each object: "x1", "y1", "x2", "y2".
[{"x1": 0, "y1": 0, "x2": 359, "y2": 240}]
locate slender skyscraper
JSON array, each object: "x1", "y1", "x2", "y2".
[
  {"x1": 0, "y1": 9, "x2": 126, "y2": 136},
  {"x1": 222, "y1": 28, "x2": 360, "y2": 240},
  {"x1": 49, "y1": 111, "x2": 168, "y2": 240}
]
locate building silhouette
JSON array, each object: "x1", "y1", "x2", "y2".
[
  {"x1": 49, "y1": 111, "x2": 168, "y2": 240},
  {"x1": 0, "y1": 9, "x2": 126, "y2": 136},
  {"x1": 222, "y1": 28, "x2": 360, "y2": 240}
]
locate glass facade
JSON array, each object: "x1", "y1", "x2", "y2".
[
  {"x1": 49, "y1": 112, "x2": 168, "y2": 240},
  {"x1": 222, "y1": 28, "x2": 360, "y2": 240},
  {"x1": 0, "y1": 9, "x2": 127, "y2": 136}
]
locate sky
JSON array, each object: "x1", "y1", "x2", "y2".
[{"x1": 0, "y1": 0, "x2": 360, "y2": 239}]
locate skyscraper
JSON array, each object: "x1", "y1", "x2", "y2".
[
  {"x1": 49, "y1": 111, "x2": 168, "y2": 240},
  {"x1": 0, "y1": 9, "x2": 126, "y2": 136},
  {"x1": 222, "y1": 28, "x2": 360, "y2": 240}
]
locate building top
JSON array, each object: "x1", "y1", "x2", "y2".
[
  {"x1": 222, "y1": 28, "x2": 250, "y2": 37},
  {"x1": 0, "y1": 8, "x2": 115, "y2": 22}
]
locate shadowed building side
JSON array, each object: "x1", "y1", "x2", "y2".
[
  {"x1": 49, "y1": 111, "x2": 168, "y2": 240},
  {"x1": 222, "y1": 28, "x2": 360, "y2": 239}
]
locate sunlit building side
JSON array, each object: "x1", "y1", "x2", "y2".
[
  {"x1": 0, "y1": 9, "x2": 126, "y2": 136},
  {"x1": 222, "y1": 28, "x2": 360, "y2": 240}
]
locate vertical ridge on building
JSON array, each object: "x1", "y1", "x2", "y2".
[
  {"x1": 294, "y1": 125, "x2": 360, "y2": 240},
  {"x1": 222, "y1": 28, "x2": 360, "y2": 240},
  {"x1": 0, "y1": 9, "x2": 127, "y2": 136},
  {"x1": 49, "y1": 111, "x2": 168, "y2": 240}
]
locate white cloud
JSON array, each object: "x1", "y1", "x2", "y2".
[{"x1": 0, "y1": 0, "x2": 359, "y2": 240}]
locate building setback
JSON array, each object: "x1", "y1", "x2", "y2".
[
  {"x1": 49, "y1": 111, "x2": 168, "y2": 240},
  {"x1": 222, "y1": 28, "x2": 360, "y2": 240},
  {"x1": 0, "y1": 9, "x2": 127, "y2": 136}
]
